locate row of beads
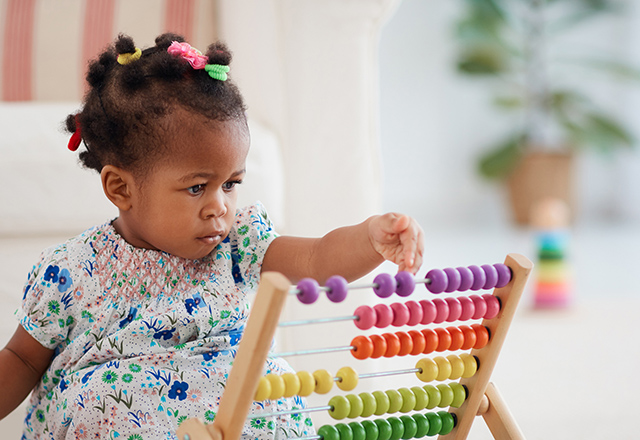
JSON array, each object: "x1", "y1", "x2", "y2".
[
  {"x1": 317, "y1": 411, "x2": 456, "y2": 440},
  {"x1": 350, "y1": 324, "x2": 489, "y2": 360},
  {"x1": 327, "y1": 383, "x2": 467, "y2": 420},
  {"x1": 255, "y1": 367, "x2": 359, "y2": 401},
  {"x1": 354, "y1": 295, "x2": 499, "y2": 330},
  {"x1": 426, "y1": 264, "x2": 511, "y2": 294},
  {"x1": 416, "y1": 354, "x2": 478, "y2": 382}
]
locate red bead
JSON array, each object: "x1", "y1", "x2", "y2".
[
  {"x1": 432, "y1": 298, "x2": 449, "y2": 324},
  {"x1": 458, "y1": 296, "x2": 475, "y2": 321},
  {"x1": 408, "y1": 330, "x2": 426, "y2": 355},
  {"x1": 383, "y1": 333, "x2": 401, "y2": 357},
  {"x1": 374, "y1": 304, "x2": 393, "y2": 328},
  {"x1": 419, "y1": 300, "x2": 437, "y2": 325},
  {"x1": 351, "y1": 335, "x2": 373, "y2": 360},
  {"x1": 434, "y1": 327, "x2": 452, "y2": 352},
  {"x1": 472, "y1": 324, "x2": 490, "y2": 349},
  {"x1": 444, "y1": 297, "x2": 462, "y2": 322},
  {"x1": 469, "y1": 295, "x2": 487, "y2": 320},
  {"x1": 354, "y1": 305, "x2": 376, "y2": 330},
  {"x1": 396, "y1": 331, "x2": 414, "y2": 356},
  {"x1": 370, "y1": 334, "x2": 387, "y2": 358},
  {"x1": 421, "y1": 328, "x2": 439, "y2": 354},
  {"x1": 405, "y1": 301, "x2": 423, "y2": 326},
  {"x1": 482, "y1": 294, "x2": 501, "y2": 319},
  {"x1": 391, "y1": 303, "x2": 410, "y2": 327}
]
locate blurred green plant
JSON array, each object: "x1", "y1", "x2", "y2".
[{"x1": 455, "y1": 0, "x2": 639, "y2": 179}]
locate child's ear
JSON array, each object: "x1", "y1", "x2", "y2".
[{"x1": 101, "y1": 165, "x2": 134, "y2": 211}]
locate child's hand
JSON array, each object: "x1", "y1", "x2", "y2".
[{"x1": 368, "y1": 213, "x2": 424, "y2": 274}]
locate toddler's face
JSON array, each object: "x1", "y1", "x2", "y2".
[{"x1": 116, "y1": 116, "x2": 250, "y2": 260}]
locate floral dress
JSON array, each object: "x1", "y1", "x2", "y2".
[{"x1": 17, "y1": 203, "x2": 315, "y2": 440}]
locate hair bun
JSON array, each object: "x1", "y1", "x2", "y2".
[
  {"x1": 155, "y1": 33, "x2": 186, "y2": 50},
  {"x1": 115, "y1": 33, "x2": 136, "y2": 55},
  {"x1": 206, "y1": 42, "x2": 232, "y2": 66}
]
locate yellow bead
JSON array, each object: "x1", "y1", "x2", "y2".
[
  {"x1": 434, "y1": 356, "x2": 452, "y2": 381},
  {"x1": 266, "y1": 374, "x2": 285, "y2": 400},
  {"x1": 415, "y1": 358, "x2": 438, "y2": 382},
  {"x1": 336, "y1": 366, "x2": 359, "y2": 391},
  {"x1": 282, "y1": 372, "x2": 301, "y2": 397},
  {"x1": 447, "y1": 355, "x2": 465, "y2": 380},
  {"x1": 313, "y1": 369, "x2": 334, "y2": 394},
  {"x1": 254, "y1": 376, "x2": 271, "y2": 401},
  {"x1": 297, "y1": 371, "x2": 315, "y2": 396},
  {"x1": 460, "y1": 353, "x2": 478, "y2": 378}
]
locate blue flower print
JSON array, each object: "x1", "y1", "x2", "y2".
[
  {"x1": 81, "y1": 369, "x2": 95, "y2": 384},
  {"x1": 59, "y1": 379, "x2": 68, "y2": 392},
  {"x1": 44, "y1": 265, "x2": 59, "y2": 283},
  {"x1": 56, "y1": 269, "x2": 73, "y2": 293},
  {"x1": 185, "y1": 293, "x2": 206, "y2": 314},
  {"x1": 154, "y1": 328, "x2": 176, "y2": 341},
  {"x1": 229, "y1": 331, "x2": 242, "y2": 346},
  {"x1": 168, "y1": 381, "x2": 189, "y2": 401},
  {"x1": 119, "y1": 307, "x2": 138, "y2": 329},
  {"x1": 202, "y1": 351, "x2": 221, "y2": 361}
]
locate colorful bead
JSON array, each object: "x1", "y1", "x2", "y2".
[
  {"x1": 447, "y1": 326, "x2": 465, "y2": 351},
  {"x1": 296, "y1": 278, "x2": 320, "y2": 304},
  {"x1": 458, "y1": 296, "x2": 475, "y2": 321},
  {"x1": 370, "y1": 334, "x2": 388, "y2": 359},
  {"x1": 336, "y1": 423, "x2": 354, "y2": 440},
  {"x1": 383, "y1": 333, "x2": 401, "y2": 357},
  {"x1": 386, "y1": 389, "x2": 403, "y2": 414},
  {"x1": 374, "y1": 419, "x2": 393, "y2": 440},
  {"x1": 411, "y1": 386, "x2": 428, "y2": 411},
  {"x1": 326, "y1": 275, "x2": 349, "y2": 303},
  {"x1": 415, "y1": 358, "x2": 438, "y2": 382},
  {"x1": 425, "y1": 269, "x2": 447, "y2": 293},
  {"x1": 423, "y1": 385, "x2": 441, "y2": 409},
  {"x1": 426, "y1": 412, "x2": 443, "y2": 436},
  {"x1": 395, "y1": 271, "x2": 416, "y2": 296},
  {"x1": 349, "y1": 422, "x2": 367, "y2": 440},
  {"x1": 314, "y1": 369, "x2": 334, "y2": 394},
  {"x1": 456, "y1": 266, "x2": 474, "y2": 291},
  {"x1": 432, "y1": 298, "x2": 449, "y2": 324},
  {"x1": 355, "y1": 305, "x2": 376, "y2": 330},
  {"x1": 434, "y1": 356, "x2": 452, "y2": 381},
  {"x1": 438, "y1": 411, "x2": 456, "y2": 435},
  {"x1": 346, "y1": 394, "x2": 364, "y2": 418},
  {"x1": 436, "y1": 384, "x2": 454, "y2": 407},
  {"x1": 266, "y1": 373, "x2": 285, "y2": 400},
  {"x1": 297, "y1": 370, "x2": 315, "y2": 396},
  {"x1": 483, "y1": 294, "x2": 501, "y2": 319},
  {"x1": 390, "y1": 303, "x2": 410, "y2": 327},
  {"x1": 398, "y1": 387, "x2": 416, "y2": 413},
  {"x1": 444, "y1": 297, "x2": 462, "y2": 322},
  {"x1": 374, "y1": 304, "x2": 394, "y2": 328},
  {"x1": 421, "y1": 328, "x2": 439, "y2": 354},
  {"x1": 419, "y1": 300, "x2": 437, "y2": 325},
  {"x1": 450, "y1": 383, "x2": 467, "y2": 408},
  {"x1": 434, "y1": 328, "x2": 452, "y2": 352},
  {"x1": 400, "y1": 414, "x2": 418, "y2": 439},
  {"x1": 359, "y1": 392, "x2": 377, "y2": 418},
  {"x1": 351, "y1": 335, "x2": 374, "y2": 360},
  {"x1": 460, "y1": 353, "x2": 479, "y2": 378},
  {"x1": 459, "y1": 325, "x2": 477, "y2": 350},
  {"x1": 318, "y1": 425, "x2": 340, "y2": 440},
  {"x1": 362, "y1": 420, "x2": 379, "y2": 440},
  {"x1": 373, "y1": 390, "x2": 391, "y2": 415},
  {"x1": 494, "y1": 263, "x2": 512, "y2": 288},
  {"x1": 282, "y1": 372, "x2": 301, "y2": 397},
  {"x1": 408, "y1": 330, "x2": 426, "y2": 356},
  {"x1": 412, "y1": 413, "x2": 430, "y2": 438},
  {"x1": 336, "y1": 366, "x2": 359, "y2": 391},
  {"x1": 386, "y1": 417, "x2": 403, "y2": 440},
  {"x1": 471, "y1": 324, "x2": 490, "y2": 349},
  {"x1": 405, "y1": 301, "x2": 423, "y2": 326},
  {"x1": 329, "y1": 395, "x2": 351, "y2": 420},
  {"x1": 396, "y1": 331, "x2": 413, "y2": 356},
  {"x1": 469, "y1": 294, "x2": 487, "y2": 319},
  {"x1": 443, "y1": 267, "x2": 461, "y2": 292},
  {"x1": 254, "y1": 376, "x2": 271, "y2": 401},
  {"x1": 468, "y1": 265, "x2": 486, "y2": 291},
  {"x1": 448, "y1": 354, "x2": 465, "y2": 380},
  {"x1": 481, "y1": 264, "x2": 499, "y2": 289},
  {"x1": 374, "y1": 273, "x2": 397, "y2": 298}
]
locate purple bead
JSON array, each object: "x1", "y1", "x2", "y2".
[
  {"x1": 494, "y1": 264, "x2": 512, "y2": 288},
  {"x1": 481, "y1": 264, "x2": 499, "y2": 290},
  {"x1": 419, "y1": 300, "x2": 437, "y2": 325},
  {"x1": 296, "y1": 278, "x2": 320, "y2": 304},
  {"x1": 426, "y1": 269, "x2": 447, "y2": 294},
  {"x1": 325, "y1": 275, "x2": 348, "y2": 303},
  {"x1": 444, "y1": 267, "x2": 461, "y2": 293},
  {"x1": 468, "y1": 265, "x2": 486, "y2": 291},
  {"x1": 456, "y1": 266, "x2": 474, "y2": 291},
  {"x1": 374, "y1": 273, "x2": 397, "y2": 298},
  {"x1": 395, "y1": 271, "x2": 416, "y2": 297}
]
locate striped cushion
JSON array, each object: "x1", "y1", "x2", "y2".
[{"x1": 0, "y1": 0, "x2": 218, "y2": 101}]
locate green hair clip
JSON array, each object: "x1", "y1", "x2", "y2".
[{"x1": 204, "y1": 64, "x2": 230, "y2": 81}]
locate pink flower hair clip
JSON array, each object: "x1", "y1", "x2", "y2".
[{"x1": 167, "y1": 41, "x2": 230, "y2": 81}]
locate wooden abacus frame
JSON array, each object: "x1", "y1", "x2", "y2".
[{"x1": 176, "y1": 253, "x2": 533, "y2": 440}]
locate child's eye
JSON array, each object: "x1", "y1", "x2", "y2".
[
  {"x1": 223, "y1": 180, "x2": 242, "y2": 192},
  {"x1": 187, "y1": 184, "x2": 206, "y2": 195}
]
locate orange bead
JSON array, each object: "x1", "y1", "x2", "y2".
[
  {"x1": 472, "y1": 324, "x2": 490, "y2": 349},
  {"x1": 383, "y1": 332, "x2": 401, "y2": 357},
  {"x1": 351, "y1": 335, "x2": 374, "y2": 360},
  {"x1": 421, "y1": 328, "x2": 439, "y2": 354},
  {"x1": 408, "y1": 330, "x2": 426, "y2": 356},
  {"x1": 396, "y1": 331, "x2": 413, "y2": 356},
  {"x1": 434, "y1": 327, "x2": 452, "y2": 352},
  {"x1": 370, "y1": 334, "x2": 387, "y2": 359},
  {"x1": 459, "y1": 325, "x2": 477, "y2": 350},
  {"x1": 447, "y1": 326, "x2": 464, "y2": 351}
]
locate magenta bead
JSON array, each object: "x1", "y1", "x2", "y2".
[
  {"x1": 355, "y1": 305, "x2": 376, "y2": 330},
  {"x1": 456, "y1": 266, "x2": 474, "y2": 291},
  {"x1": 458, "y1": 296, "x2": 475, "y2": 321},
  {"x1": 296, "y1": 278, "x2": 320, "y2": 304},
  {"x1": 374, "y1": 304, "x2": 394, "y2": 328},
  {"x1": 444, "y1": 267, "x2": 461, "y2": 293},
  {"x1": 426, "y1": 269, "x2": 447, "y2": 294},
  {"x1": 395, "y1": 271, "x2": 416, "y2": 297},
  {"x1": 390, "y1": 303, "x2": 410, "y2": 327},
  {"x1": 481, "y1": 264, "x2": 499, "y2": 290},
  {"x1": 469, "y1": 295, "x2": 487, "y2": 320},
  {"x1": 482, "y1": 294, "x2": 501, "y2": 319},
  {"x1": 325, "y1": 275, "x2": 348, "y2": 303},
  {"x1": 468, "y1": 265, "x2": 486, "y2": 291},
  {"x1": 494, "y1": 264, "x2": 512, "y2": 288},
  {"x1": 419, "y1": 300, "x2": 437, "y2": 325},
  {"x1": 444, "y1": 297, "x2": 462, "y2": 322},
  {"x1": 432, "y1": 298, "x2": 449, "y2": 324},
  {"x1": 405, "y1": 301, "x2": 423, "y2": 326},
  {"x1": 374, "y1": 273, "x2": 397, "y2": 298}
]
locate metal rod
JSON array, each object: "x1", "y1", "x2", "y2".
[
  {"x1": 272, "y1": 345, "x2": 354, "y2": 358},
  {"x1": 358, "y1": 367, "x2": 420, "y2": 379},
  {"x1": 279, "y1": 315, "x2": 357, "y2": 327},
  {"x1": 247, "y1": 405, "x2": 332, "y2": 419}
]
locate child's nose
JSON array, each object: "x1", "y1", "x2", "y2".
[{"x1": 202, "y1": 191, "x2": 227, "y2": 218}]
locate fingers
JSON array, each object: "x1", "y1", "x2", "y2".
[{"x1": 371, "y1": 213, "x2": 424, "y2": 274}]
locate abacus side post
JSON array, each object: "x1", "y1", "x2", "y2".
[
  {"x1": 480, "y1": 382, "x2": 526, "y2": 440},
  {"x1": 176, "y1": 272, "x2": 291, "y2": 440}
]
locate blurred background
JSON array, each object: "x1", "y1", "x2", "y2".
[{"x1": 1, "y1": 0, "x2": 639, "y2": 438}]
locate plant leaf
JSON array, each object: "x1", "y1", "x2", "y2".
[{"x1": 477, "y1": 135, "x2": 525, "y2": 179}]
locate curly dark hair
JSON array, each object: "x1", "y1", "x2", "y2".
[{"x1": 65, "y1": 33, "x2": 247, "y2": 175}]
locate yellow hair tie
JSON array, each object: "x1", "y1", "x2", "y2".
[{"x1": 117, "y1": 47, "x2": 142, "y2": 65}]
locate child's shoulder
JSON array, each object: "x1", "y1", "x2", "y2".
[{"x1": 36, "y1": 221, "x2": 112, "y2": 264}]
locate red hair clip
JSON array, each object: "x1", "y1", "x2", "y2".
[{"x1": 68, "y1": 115, "x2": 82, "y2": 151}]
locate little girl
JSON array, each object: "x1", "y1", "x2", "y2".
[{"x1": 0, "y1": 33, "x2": 424, "y2": 439}]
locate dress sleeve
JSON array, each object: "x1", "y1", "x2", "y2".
[
  {"x1": 16, "y1": 245, "x2": 76, "y2": 349},
  {"x1": 229, "y1": 202, "x2": 279, "y2": 290}
]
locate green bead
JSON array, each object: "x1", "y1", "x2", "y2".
[
  {"x1": 450, "y1": 383, "x2": 467, "y2": 408},
  {"x1": 386, "y1": 389, "x2": 403, "y2": 414},
  {"x1": 436, "y1": 384, "x2": 454, "y2": 408},
  {"x1": 336, "y1": 423, "x2": 354, "y2": 440},
  {"x1": 438, "y1": 411, "x2": 455, "y2": 435},
  {"x1": 362, "y1": 420, "x2": 380, "y2": 440},
  {"x1": 347, "y1": 394, "x2": 365, "y2": 418},
  {"x1": 374, "y1": 419, "x2": 392, "y2": 440},
  {"x1": 410, "y1": 386, "x2": 428, "y2": 411},
  {"x1": 318, "y1": 425, "x2": 340, "y2": 440},
  {"x1": 387, "y1": 417, "x2": 404, "y2": 440},
  {"x1": 412, "y1": 413, "x2": 429, "y2": 438},
  {"x1": 373, "y1": 390, "x2": 390, "y2": 415},
  {"x1": 359, "y1": 392, "x2": 377, "y2": 418},
  {"x1": 349, "y1": 422, "x2": 367, "y2": 440},
  {"x1": 425, "y1": 412, "x2": 443, "y2": 437},
  {"x1": 399, "y1": 415, "x2": 417, "y2": 439},
  {"x1": 329, "y1": 395, "x2": 351, "y2": 420},
  {"x1": 424, "y1": 385, "x2": 441, "y2": 410},
  {"x1": 398, "y1": 388, "x2": 416, "y2": 413}
]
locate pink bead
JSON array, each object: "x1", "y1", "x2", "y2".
[
  {"x1": 444, "y1": 267, "x2": 461, "y2": 293},
  {"x1": 374, "y1": 273, "x2": 396, "y2": 298},
  {"x1": 426, "y1": 269, "x2": 447, "y2": 294},
  {"x1": 494, "y1": 264, "x2": 512, "y2": 288},
  {"x1": 482, "y1": 294, "x2": 501, "y2": 319},
  {"x1": 354, "y1": 305, "x2": 376, "y2": 330},
  {"x1": 405, "y1": 300, "x2": 423, "y2": 326},
  {"x1": 432, "y1": 298, "x2": 449, "y2": 324},
  {"x1": 469, "y1": 295, "x2": 487, "y2": 320},
  {"x1": 445, "y1": 297, "x2": 462, "y2": 322},
  {"x1": 458, "y1": 296, "x2": 475, "y2": 321},
  {"x1": 374, "y1": 303, "x2": 393, "y2": 328},
  {"x1": 395, "y1": 271, "x2": 416, "y2": 297},
  {"x1": 468, "y1": 265, "x2": 486, "y2": 291},
  {"x1": 325, "y1": 275, "x2": 348, "y2": 303},
  {"x1": 482, "y1": 264, "x2": 499, "y2": 290},
  {"x1": 456, "y1": 266, "x2": 474, "y2": 291},
  {"x1": 419, "y1": 300, "x2": 437, "y2": 325},
  {"x1": 390, "y1": 303, "x2": 410, "y2": 327}
]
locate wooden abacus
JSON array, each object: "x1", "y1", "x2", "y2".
[{"x1": 176, "y1": 253, "x2": 532, "y2": 440}]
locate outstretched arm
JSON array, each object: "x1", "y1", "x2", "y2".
[
  {"x1": 0, "y1": 325, "x2": 54, "y2": 420},
  {"x1": 262, "y1": 213, "x2": 424, "y2": 283}
]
